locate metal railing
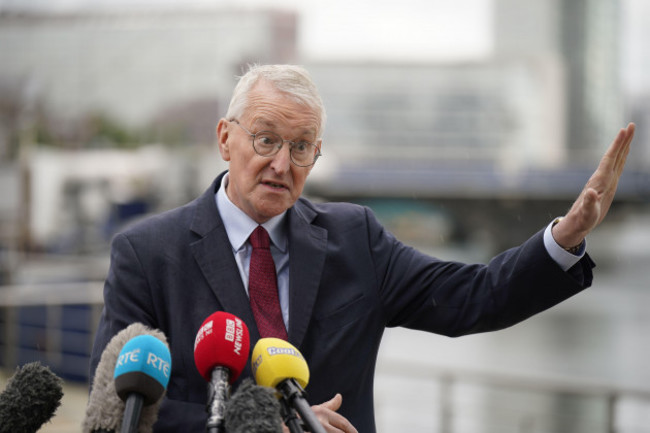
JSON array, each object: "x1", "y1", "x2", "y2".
[
  {"x1": 2, "y1": 282, "x2": 650, "y2": 432},
  {"x1": 0, "y1": 281, "x2": 104, "y2": 382},
  {"x1": 375, "y1": 359, "x2": 650, "y2": 433}
]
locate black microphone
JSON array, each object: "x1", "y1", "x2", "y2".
[
  {"x1": 224, "y1": 378, "x2": 283, "y2": 433},
  {"x1": 83, "y1": 323, "x2": 170, "y2": 433},
  {"x1": 0, "y1": 361, "x2": 63, "y2": 433}
]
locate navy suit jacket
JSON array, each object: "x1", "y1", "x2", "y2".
[{"x1": 90, "y1": 172, "x2": 594, "y2": 432}]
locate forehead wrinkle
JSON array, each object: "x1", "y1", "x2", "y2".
[{"x1": 243, "y1": 84, "x2": 320, "y2": 138}]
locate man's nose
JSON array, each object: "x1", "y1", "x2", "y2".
[{"x1": 270, "y1": 143, "x2": 292, "y2": 173}]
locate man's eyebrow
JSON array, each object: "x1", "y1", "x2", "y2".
[{"x1": 251, "y1": 119, "x2": 317, "y2": 139}]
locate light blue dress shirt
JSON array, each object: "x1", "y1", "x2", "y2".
[
  {"x1": 543, "y1": 219, "x2": 586, "y2": 271},
  {"x1": 216, "y1": 174, "x2": 290, "y2": 331}
]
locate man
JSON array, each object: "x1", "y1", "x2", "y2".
[{"x1": 89, "y1": 64, "x2": 635, "y2": 433}]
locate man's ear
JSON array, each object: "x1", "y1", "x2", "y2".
[
  {"x1": 307, "y1": 138, "x2": 323, "y2": 174},
  {"x1": 216, "y1": 118, "x2": 231, "y2": 161}
]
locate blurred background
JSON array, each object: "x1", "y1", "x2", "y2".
[{"x1": 0, "y1": 0, "x2": 649, "y2": 431}]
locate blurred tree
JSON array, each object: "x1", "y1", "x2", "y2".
[{"x1": 0, "y1": 78, "x2": 27, "y2": 161}]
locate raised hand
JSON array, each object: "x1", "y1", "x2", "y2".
[{"x1": 552, "y1": 123, "x2": 636, "y2": 248}]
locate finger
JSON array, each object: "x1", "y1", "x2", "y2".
[
  {"x1": 610, "y1": 123, "x2": 635, "y2": 172},
  {"x1": 320, "y1": 410, "x2": 358, "y2": 433},
  {"x1": 319, "y1": 393, "x2": 343, "y2": 412},
  {"x1": 614, "y1": 123, "x2": 635, "y2": 173},
  {"x1": 328, "y1": 414, "x2": 359, "y2": 433},
  {"x1": 601, "y1": 128, "x2": 627, "y2": 172},
  {"x1": 592, "y1": 124, "x2": 634, "y2": 191},
  {"x1": 583, "y1": 188, "x2": 599, "y2": 210},
  {"x1": 314, "y1": 394, "x2": 358, "y2": 433},
  {"x1": 582, "y1": 187, "x2": 604, "y2": 226}
]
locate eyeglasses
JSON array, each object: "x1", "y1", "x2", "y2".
[{"x1": 230, "y1": 119, "x2": 321, "y2": 167}]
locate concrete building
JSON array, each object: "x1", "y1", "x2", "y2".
[
  {"x1": 0, "y1": 8, "x2": 297, "y2": 129},
  {"x1": 494, "y1": 0, "x2": 624, "y2": 160}
]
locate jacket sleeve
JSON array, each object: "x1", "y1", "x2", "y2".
[
  {"x1": 365, "y1": 207, "x2": 595, "y2": 337},
  {"x1": 88, "y1": 232, "x2": 158, "y2": 384}
]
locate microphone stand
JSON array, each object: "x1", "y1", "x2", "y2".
[
  {"x1": 120, "y1": 392, "x2": 144, "y2": 433},
  {"x1": 280, "y1": 398, "x2": 304, "y2": 433},
  {"x1": 206, "y1": 367, "x2": 230, "y2": 433},
  {"x1": 278, "y1": 379, "x2": 327, "y2": 433}
]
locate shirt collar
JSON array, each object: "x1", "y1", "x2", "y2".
[{"x1": 216, "y1": 173, "x2": 288, "y2": 253}]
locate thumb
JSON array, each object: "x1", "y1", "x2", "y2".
[
  {"x1": 319, "y1": 393, "x2": 343, "y2": 411},
  {"x1": 583, "y1": 187, "x2": 599, "y2": 206},
  {"x1": 582, "y1": 187, "x2": 601, "y2": 220}
]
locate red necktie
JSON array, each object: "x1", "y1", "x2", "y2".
[{"x1": 248, "y1": 226, "x2": 288, "y2": 340}]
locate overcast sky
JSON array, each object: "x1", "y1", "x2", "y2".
[
  {"x1": 1, "y1": 0, "x2": 648, "y2": 90},
  {"x1": 0, "y1": 0, "x2": 493, "y2": 61}
]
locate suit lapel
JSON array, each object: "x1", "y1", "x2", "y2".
[
  {"x1": 287, "y1": 200, "x2": 328, "y2": 348},
  {"x1": 188, "y1": 176, "x2": 328, "y2": 347},
  {"x1": 189, "y1": 175, "x2": 261, "y2": 342}
]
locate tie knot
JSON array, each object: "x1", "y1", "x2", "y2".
[{"x1": 250, "y1": 226, "x2": 271, "y2": 249}]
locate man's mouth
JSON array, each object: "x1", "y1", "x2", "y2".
[{"x1": 262, "y1": 181, "x2": 287, "y2": 190}]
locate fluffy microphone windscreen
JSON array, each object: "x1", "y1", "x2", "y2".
[
  {"x1": 224, "y1": 378, "x2": 283, "y2": 433},
  {"x1": 82, "y1": 323, "x2": 169, "y2": 433},
  {"x1": 251, "y1": 338, "x2": 309, "y2": 389},
  {"x1": 0, "y1": 361, "x2": 63, "y2": 433},
  {"x1": 193, "y1": 311, "x2": 250, "y2": 383}
]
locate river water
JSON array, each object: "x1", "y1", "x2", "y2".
[{"x1": 374, "y1": 213, "x2": 650, "y2": 433}]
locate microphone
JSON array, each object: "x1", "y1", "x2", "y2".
[
  {"x1": 83, "y1": 323, "x2": 170, "y2": 433},
  {"x1": 114, "y1": 334, "x2": 172, "y2": 433},
  {"x1": 194, "y1": 311, "x2": 250, "y2": 433},
  {"x1": 224, "y1": 378, "x2": 283, "y2": 433},
  {"x1": 0, "y1": 361, "x2": 63, "y2": 433},
  {"x1": 251, "y1": 338, "x2": 326, "y2": 433}
]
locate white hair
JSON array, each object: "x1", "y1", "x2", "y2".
[{"x1": 225, "y1": 64, "x2": 327, "y2": 136}]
